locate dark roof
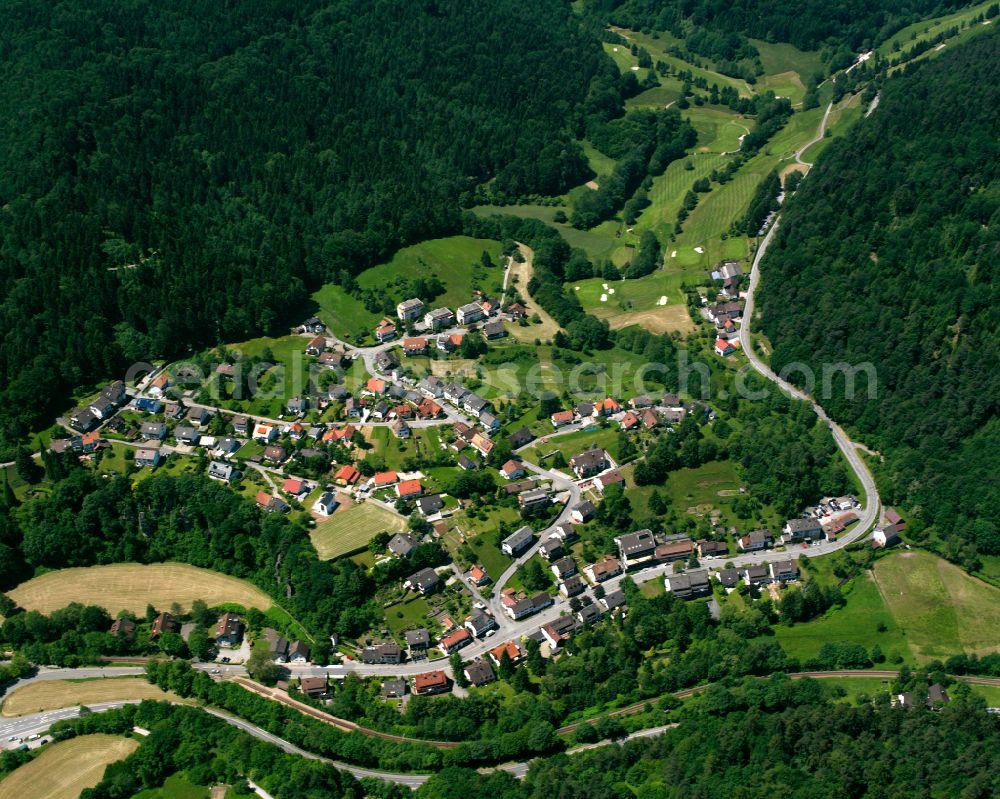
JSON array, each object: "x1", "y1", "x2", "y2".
[{"x1": 464, "y1": 659, "x2": 496, "y2": 686}]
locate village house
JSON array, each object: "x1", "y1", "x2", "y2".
[
  {"x1": 362, "y1": 642, "x2": 403, "y2": 665},
  {"x1": 600, "y1": 589, "x2": 627, "y2": 614},
  {"x1": 404, "y1": 567, "x2": 440, "y2": 595},
  {"x1": 396, "y1": 479, "x2": 423, "y2": 499},
  {"x1": 505, "y1": 592, "x2": 553, "y2": 621},
  {"x1": 655, "y1": 538, "x2": 694, "y2": 562},
  {"x1": 255, "y1": 492, "x2": 289, "y2": 513},
  {"x1": 550, "y1": 409, "x2": 574, "y2": 428},
  {"x1": 282, "y1": 477, "x2": 307, "y2": 497},
  {"x1": 456, "y1": 302, "x2": 485, "y2": 325},
  {"x1": 382, "y1": 678, "x2": 407, "y2": 699},
  {"x1": 471, "y1": 432, "x2": 495, "y2": 459},
  {"x1": 413, "y1": 670, "x2": 450, "y2": 696},
  {"x1": 373, "y1": 470, "x2": 399, "y2": 488},
  {"x1": 215, "y1": 612, "x2": 244, "y2": 647},
  {"x1": 664, "y1": 570, "x2": 711, "y2": 600},
  {"x1": 151, "y1": 611, "x2": 177, "y2": 638},
  {"x1": 140, "y1": 421, "x2": 166, "y2": 440},
  {"x1": 697, "y1": 539, "x2": 728, "y2": 559},
  {"x1": 405, "y1": 628, "x2": 430, "y2": 659},
  {"x1": 742, "y1": 564, "x2": 769, "y2": 587},
  {"x1": 299, "y1": 677, "x2": 330, "y2": 699},
  {"x1": 483, "y1": 320, "x2": 506, "y2": 339},
  {"x1": 135, "y1": 448, "x2": 162, "y2": 468},
  {"x1": 396, "y1": 298, "x2": 424, "y2": 322},
  {"x1": 769, "y1": 559, "x2": 799, "y2": 583},
  {"x1": 424, "y1": 307, "x2": 454, "y2": 330},
  {"x1": 489, "y1": 640, "x2": 523, "y2": 666},
  {"x1": 559, "y1": 575, "x2": 586, "y2": 598},
  {"x1": 465, "y1": 609, "x2": 497, "y2": 637},
  {"x1": 585, "y1": 555, "x2": 622, "y2": 583},
  {"x1": 415, "y1": 494, "x2": 444, "y2": 517},
  {"x1": 739, "y1": 529, "x2": 773, "y2": 552},
  {"x1": 500, "y1": 459, "x2": 526, "y2": 480},
  {"x1": 570, "y1": 500, "x2": 595, "y2": 524},
  {"x1": 496, "y1": 429, "x2": 530, "y2": 454},
  {"x1": 595, "y1": 469, "x2": 625, "y2": 493},
  {"x1": 253, "y1": 423, "x2": 278, "y2": 442},
  {"x1": 616, "y1": 529, "x2": 658, "y2": 568},
  {"x1": 569, "y1": 448, "x2": 612, "y2": 479},
  {"x1": 714, "y1": 338, "x2": 737, "y2": 356},
  {"x1": 375, "y1": 319, "x2": 397, "y2": 343},
  {"x1": 501, "y1": 526, "x2": 535, "y2": 556},
  {"x1": 312, "y1": 491, "x2": 339, "y2": 516},
  {"x1": 263, "y1": 445, "x2": 287, "y2": 463},
  {"x1": 873, "y1": 524, "x2": 901, "y2": 548},
  {"x1": 518, "y1": 487, "x2": 550, "y2": 511},
  {"x1": 440, "y1": 627, "x2": 472, "y2": 654},
  {"x1": 551, "y1": 556, "x2": 577, "y2": 580},
  {"x1": 305, "y1": 335, "x2": 326, "y2": 356},
  {"x1": 388, "y1": 533, "x2": 418, "y2": 558},
  {"x1": 403, "y1": 337, "x2": 427, "y2": 356},
  {"x1": 464, "y1": 659, "x2": 495, "y2": 687},
  {"x1": 468, "y1": 565, "x2": 490, "y2": 587},
  {"x1": 782, "y1": 518, "x2": 824, "y2": 544},
  {"x1": 110, "y1": 618, "x2": 136, "y2": 639},
  {"x1": 539, "y1": 536, "x2": 565, "y2": 561},
  {"x1": 541, "y1": 616, "x2": 580, "y2": 650},
  {"x1": 620, "y1": 411, "x2": 641, "y2": 431}
]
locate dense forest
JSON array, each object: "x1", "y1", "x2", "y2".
[
  {"x1": 0, "y1": 0, "x2": 610, "y2": 444},
  {"x1": 415, "y1": 676, "x2": 1000, "y2": 798},
  {"x1": 757, "y1": 31, "x2": 1000, "y2": 562}
]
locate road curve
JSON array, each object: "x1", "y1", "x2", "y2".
[{"x1": 739, "y1": 104, "x2": 881, "y2": 547}]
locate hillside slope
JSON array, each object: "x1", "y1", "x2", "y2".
[
  {"x1": 0, "y1": 0, "x2": 608, "y2": 442},
  {"x1": 757, "y1": 30, "x2": 1000, "y2": 563}
]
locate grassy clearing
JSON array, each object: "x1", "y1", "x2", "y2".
[
  {"x1": 775, "y1": 572, "x2": 913, "y2": 664},
  {"x1": 310, "y1": 501, "x2": 407, "y2": 560},
  {"x1": 750, "y1": 39, "x2": 824, "y2": 106},
  {"x1": 0, "y1": 734, "x2": 139, "y2": 799},
  {"x1": 520, "y1": 425, "x2": 622, "y2": 467},
  {"x1": 312, "y1": 236, "x2": 503, "y2": 339},
  {"x1": 133, "y1": 772, "x2": 210, "y2": 799},
  {"x1": 873, "y1": 551, "x2": 1000, "y2": 661},
  {"x1": 357, "y1": 236, "x2": 504, "y2": 309},
  {"x1": 2, "y1": 678, "x2": 181, "y2": 717},
  {"x1": 9, "y1": 563, "x2": 274, "y2": 616},
  {"x1": 877, "y1": 0, "x2": 997, "y2": 58},
  {"x1": 312, "y1": 283, "x2": 381, "y2": 338}
]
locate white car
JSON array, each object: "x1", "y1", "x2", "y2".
[
  {"x1": 474, "y1": 601, "x2": 486, "y2": 610},
  {"x1": 484, "y1": 629, "x2": 497, "y2": 638}
]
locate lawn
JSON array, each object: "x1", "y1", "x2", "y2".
[
  {"x1": 0, "y1": 734, "x2": 139, "y2": 799},
  {"x1": 2, "y1": 677, "x2": 181, "y2": 717},
  {"x1": 362, "y1": 426, "x2": 447, "y2": 471},
  {"x1": 383, "y1": 595, "x2": 433, "y2": 639},
  {"x1": 309, "y1": 501, "x2": 407, "y2": 560},
  {"x1": 358, "y1": 236, "x2": 503, "y2": 309},
  {"x1": 872, "y1": 550, "x2": 1000, "y2": 661},
  {"x1": 774, "y1": 572, "x2": 912, "y2": 664},
  {"x1": 133, "y1": 773, "x2": 210, "y2": 799},
  {"x1": 8, "y1": 563, "x2": 275, "y2": 616},
  {"x1": 219, "y1": 334, "x2": 316, "y2": 417},
  {"x1": 312, "y1": 283, "x2": 382, "y2": 340},
  {"x1": 750, "y1": 39, "x2": 824, "y2": 106},
  {"x1": 520, "y1": 425, "x2": 623, "y2": 468}
]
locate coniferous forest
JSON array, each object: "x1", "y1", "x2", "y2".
[
  {"x1": 757, "y1": 32, "x2": 1000, "y2": 562},
  {"x1": 0, "y1": 0, "x2": 615, "y2": 443}
]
